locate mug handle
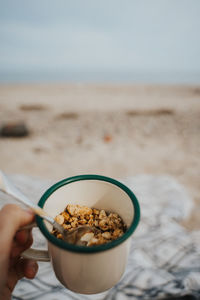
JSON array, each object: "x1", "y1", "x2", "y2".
[{"x1": 20, "y1": 222, "x2": 50, "y2": 262}]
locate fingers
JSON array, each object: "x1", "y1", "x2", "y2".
[
  {"x1": 0, "y1": 204, "x2": 34, "y2": 258},
  {"x1": 0, "y1": 205, "x2": 36, "y2": 296},
  {"x1": 7, "y1": 258, "x2": 38, "y2": 292},
  {"x1": 15, "y1": 229, "x2": 30, "y2": 245},
  {"x1": 10, "y1": 231, "x2": 33, "y2": 263},
  {"x1": 23, "y1": 259, "x2": 38, "y2": 279}
]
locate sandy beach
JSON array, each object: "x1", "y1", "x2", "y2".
[{"x1": 0, "y1": 83, "x2": 200, "y2": 229}]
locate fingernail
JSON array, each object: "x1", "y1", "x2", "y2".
[
  {"x1": 31, "y1": 261, "x2": 37, "y2": 272},
  {"x1": 28, "y1": 261, "x2": 38, "y2": 276}
]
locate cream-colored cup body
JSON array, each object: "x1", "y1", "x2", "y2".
[
  {"x1": 49, "y1": 239, "x2": 131, "y2": 294},
  {"x1": 38, "y1": 177, "x2": 139, "y2": 294}
]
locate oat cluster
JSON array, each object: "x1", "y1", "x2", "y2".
[{"x1": 52, "y1": 204, "x2": 127, "y2": 246}]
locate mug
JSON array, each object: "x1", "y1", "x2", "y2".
[{"x1": 24, "y1": 174, "x2": 140, "y2": 294}]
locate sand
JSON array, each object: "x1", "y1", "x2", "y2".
[{"x1": 0, "y1": 83, "x2": 200, "y2": 229}]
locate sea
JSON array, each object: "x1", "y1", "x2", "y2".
[{"x1": 0, "y1": 70, "x2": 200, "y2": 85}]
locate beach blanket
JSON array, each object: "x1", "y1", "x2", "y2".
[{"x1": 0, "y1": 174, "x2": 199, "y2": 300}]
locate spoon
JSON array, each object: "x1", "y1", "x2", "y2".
[{"x1": 0, "y1": 171, "x2": 96, "y2": 244}]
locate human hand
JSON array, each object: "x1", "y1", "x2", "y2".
[{"x1": 0, "y1": 204, "x2": 38, "y2": 300}]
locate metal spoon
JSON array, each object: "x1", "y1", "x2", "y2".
[{"x1": 0, "y1": 171, "x2": 97, "y2": 244}]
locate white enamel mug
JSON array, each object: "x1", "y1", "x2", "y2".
[{"x1": 25, "y1": 175, "x2": 140, "y2": 294}]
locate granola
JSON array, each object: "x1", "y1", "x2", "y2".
[{"x1": 52, "y1": 204, "x2": 127, "y2": 246}]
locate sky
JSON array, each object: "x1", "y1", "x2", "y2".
[{"x1": 0, "y1": 0, "x2": 200, "y2": 83}]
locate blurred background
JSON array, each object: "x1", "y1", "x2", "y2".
[
  {"x1": 0, "y1": 0, "x2": 200, "y2": 228},
  {"x1": 0, "y1": 0, "x2": 200, "y2": 83}
]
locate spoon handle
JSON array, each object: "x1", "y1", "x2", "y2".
[{"x1": 0, "y1": 170, "x2": 55, "y2": 225}]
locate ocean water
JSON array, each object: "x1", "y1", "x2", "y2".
[{"x1": 0, "y1": 70, "x2": 200, "y2": 85}]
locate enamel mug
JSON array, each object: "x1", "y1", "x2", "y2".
[{"x1": 24, "y1": 175, "x2": 140, "y2": 294}]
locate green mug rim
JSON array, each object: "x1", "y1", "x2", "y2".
[{"x1": 36, "y1": 174, "x2": 140, "y2": 253}]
